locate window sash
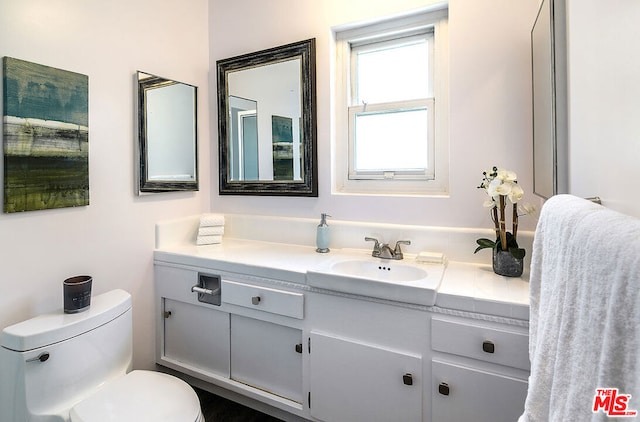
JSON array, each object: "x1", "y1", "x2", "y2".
[{"x1": 348, "y1": 99, "x2": 435, "y2": 180}]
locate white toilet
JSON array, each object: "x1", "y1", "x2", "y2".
[{"x1": 0, "y1": 289, "x2": 204, "y2": 422}]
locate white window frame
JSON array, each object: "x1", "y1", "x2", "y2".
[{"x1": 333, "y1": 7, "x2": 449, "y2": 196}]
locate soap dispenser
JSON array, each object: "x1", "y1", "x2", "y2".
[{"x1": 316, "y1": 213, "x2": 331, "y2": 253}]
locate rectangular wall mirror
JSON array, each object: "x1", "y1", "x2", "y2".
[
  {"x1": 137, "y1": 71, "x2": 198, "y2": 193},
  {"x1": 217, "y1": 39, "x2": 317, "y2": 196},
  {"x1": 531, "y1": 0, "x2": 568, "y2": 199}
]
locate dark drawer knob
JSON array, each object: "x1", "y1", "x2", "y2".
[
  {"x1": 482, "y1": 340, "x2": 495, "y2": 354},
  {"x1": 438, "y1": 382, "x2": 450, "y2": 396},
  {"x1": 295, "y1": 343, "x2": 303, "y2": 353},
  {"x1": 403, "y1": 373, "x2": 413, "y2": 386},
  {"x1": 251, "y1": 295, "x2": 261, "y2": 305},
  {"x1": 163, "y1": 311, "x2": 172, "y2": 319}
]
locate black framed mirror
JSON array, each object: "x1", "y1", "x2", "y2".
[
  {"x1": 217, "y1": 39, "x2": 317, "y2": 196},
  {"x1": 137, "y1": 71, "x2": 198, "y2": 193}
]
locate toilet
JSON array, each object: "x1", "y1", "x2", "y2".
[{"x1": 0, "y1": 289, "x2": 204, "y2": 422}]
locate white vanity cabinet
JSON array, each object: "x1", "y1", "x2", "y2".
[
  {"x1": 156, "y1": 265, "x2": 230, "y2": 378},
  {"x1": 430, "y1": 315, "x2": 529, "y2": 422},
  {"x1": 307, "y1": 292, "x2": 428, "y2": 422},
  {"x1": 155, "y1": 261, "x2": 307, "y2": 418}
]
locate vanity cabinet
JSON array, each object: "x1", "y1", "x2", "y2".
[
  {"x1": 230, "y1": 315, "x2": 303, "y2": 403},
  {"x1": 430, "y1": 316, "x2": 529, "y2": 422},
  {"x1": 309, "y1": 331, "x2": 422, "y2": 422},
  {"x1": 155, "y1": 262, "x2": 306, "y2": 418},
  {"x1": 156, "y1": 265, "x2": 230, "y2": 378},
  {"x1": 306, "y1": 292, "x2": 427, "y2": 422}
]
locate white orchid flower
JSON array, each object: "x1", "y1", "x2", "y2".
[
  {"x1": 518, "y1": 203, "x2": 536, "y2": 215},
  {"x1": 508, "y1": 183, "x2": 524, "y2": 203},
  {"x1": 496, "y1": 169, "x2": 517, "y2": 182},
  {"x1": 493, "y1": 179, "x2": 513, "y2": 196},
  {"x1": 483, "y1": 199, "x2": 496, "y2": 208}
]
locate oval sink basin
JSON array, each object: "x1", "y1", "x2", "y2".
[
  {"x1": 330, "y1": 259, "x2": 428, "y2": 283},
  {"x1": 307, "y1": 255, "x2": 446, "y2": 306}
]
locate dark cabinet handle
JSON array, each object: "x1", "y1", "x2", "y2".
[
  {"x1": 403, "y1": 373, "x2": 413, "y2": 386},
  {"x1": 482, "y1": 340, "x2": 495, "y2": 354},
  {"x1": 251, "y1": 296, "x2": 261, "y2": 305},
  {"x1": 438, "y1": 382, "x2": 450, "y2": 396},
  {"x1": 163, "y1": 311, "x2": 172, "y2": 319},
  {"x1": 295, "y1": 343, "x2": 303, "y2": 353}
]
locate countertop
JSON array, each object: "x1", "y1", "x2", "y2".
[{"x1": 154, "y1": 238, "x2": 530, "y2": 321}]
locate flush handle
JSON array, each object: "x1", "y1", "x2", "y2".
[
  {"x1": 26, "y1": 352, "x2": 50, "y2": 363},
  {"x1": 482, "y1": 340, "x2": 495, "y2": 354},
  {"x1": 251, "y1": 295, "x2": 261, "y2": 305},
  {"x1": 438, "y1": 382, "x2": 450, "y2": 396},
  {"x1": 403, "y1": 373, "x2": 413, "y2": 386}
]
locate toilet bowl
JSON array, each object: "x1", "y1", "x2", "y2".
[
  {"x1": 0, "y1": 289, "x2": 204, "y2": 422},
  {"x1": 70, "y1": 370, "x2": 204, "y2": 422}
]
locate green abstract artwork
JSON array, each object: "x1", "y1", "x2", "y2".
[{"x1": 3, "y1": 57, "x2": 89, "y2": 213}]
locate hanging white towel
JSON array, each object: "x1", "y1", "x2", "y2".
[
  {"x1": 519, "y1": 195, "x2": 640, "y2": 421},
  {"x1": 200, "y1": 213, "x2": 225, "y2": 227}
]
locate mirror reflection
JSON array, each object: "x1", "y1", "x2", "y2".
[
  {"x1": 228, "y1": 58, "x2": 302, "y2": 182},
  {"x1": 217, "y1": 39, "x2": 317, "y2": 196},
  {"x1": 138, "y1": 71, "x2": 198, "y2": 193}
]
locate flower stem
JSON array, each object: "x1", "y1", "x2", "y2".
[
  {"x1": 499, "y1": 195, "x2": 507, "y2": 251},
  {"x1": 492, "y1": 206, "x2": 500, "y2": 239},
  {"x1": 512, "y1": 203, "x2": 518, "y2": 242}
]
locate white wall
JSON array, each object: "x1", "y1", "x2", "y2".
[
  {"x1": 566, "y1": 0, "x2": 640, "y2": 218},
  {"x1": 0, "y1": 0, "x2": 210, "y2": 369},
  {"x1": 209, "y1": 0, "x2": 542, "y2": 231}
]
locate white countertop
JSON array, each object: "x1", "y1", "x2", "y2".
[{"x1": 155, "y1": 238, "x2": 530, "y2": 321}]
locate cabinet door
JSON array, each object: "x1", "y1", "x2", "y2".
[
  {"x1": 432, "y1": 360, "x2": 527, "y2": 422},
  {"x1": 230, "y1": 315, "x2": 303, "y2": 403},
  {"x1": 163, "y1": 298, "x2": 230, "y2": 377},
  {"x1": 309, "y1": 331, "x2": 422, "y2": 422}
]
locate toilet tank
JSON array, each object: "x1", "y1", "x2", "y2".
[{"x1": 0, "y1": 289, "x2": 133, "y2": 422}]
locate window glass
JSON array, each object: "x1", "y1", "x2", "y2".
[
  {"x1": 353, "y1": 108, "x2": 429, "y2": 171},
  {"x1": 354, "y1": 38, "x2": 430, "y2": 104}
]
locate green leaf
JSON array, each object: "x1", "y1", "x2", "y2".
[
  {"x1": 474, "y1": 238, "x2": 496, "y2": 254},
  {"x1": 509, "y1": 247, "x2": 526, "y2": 260}
]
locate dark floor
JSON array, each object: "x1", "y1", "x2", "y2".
[{"x1": 195, "y1": 388, "x2": 283, "y2": 422}]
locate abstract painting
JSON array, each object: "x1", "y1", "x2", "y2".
[{"x1": 3, "y1": 57, "x2": 89, "y2": 213}]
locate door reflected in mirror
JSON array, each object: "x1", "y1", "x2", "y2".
[
  {"x1": 137, "y1": 71, "x2": 198, "y2": 193},
  {"x1": 227, "y1": 58, "x2": 302, "y2": 182},
  {"x1": 217, "y1": 39, "x2": 317, "y2": 196}
]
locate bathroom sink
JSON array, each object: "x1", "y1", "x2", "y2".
[
  {"x1": 307, "y1": 255, "x2": 445, "y2": 306},
  {"x1": 329, "y1": 259, "x2": 428, "y2": 283}
]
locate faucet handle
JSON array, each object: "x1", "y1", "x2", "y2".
[
  {"x1": 365, "y1": 237, "x2": 381, "y2": 257},
  {"x1": 393, "y1": 240, "x2": 411, "y2": 259}
]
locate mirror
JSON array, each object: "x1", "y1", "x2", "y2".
[
  {"x1": 217, "y1": 39, "x2": 317, "y2": 196},
  {"x1": 137, "y1": 71, "x2": 198, "y2": 193},
  {"x1": 531, "y1": 0, "x2": 567, "y2": 199}
]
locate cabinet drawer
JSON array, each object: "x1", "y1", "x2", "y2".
[
  {"x1": 431, "y1": 318, "x2": 529, "y2": 370},
  {"x1": 222, "y1": 280, "x2": 304, "y2": 319},
  {"x1": 432, "y1": 359, "x2": 527, "y2": 422}
]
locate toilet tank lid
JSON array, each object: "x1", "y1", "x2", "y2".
[{"x1": 1, "y1": 289, "x2": 132, "y2": 352}]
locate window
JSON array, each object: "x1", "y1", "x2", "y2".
[{"x1": 334, "y1": 8, "x2": 449, "y2": 195}]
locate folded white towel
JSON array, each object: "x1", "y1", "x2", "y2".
[
  {"x1": 198, "y1": 226, "x2": 224, "y2": 236},
  {"x1": 519, "y1": 195, "x2": 640, "y2": 421},
  {"x1": 196, "y1": 234, "x2": 222, "y2": 245},
  {"x1": 200, "y1": 213, "x2": 225, "y2": 227}
]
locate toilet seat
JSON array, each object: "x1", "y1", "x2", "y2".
[{"x1": 70, "y1": 370, "x2": 203, "y2": 422}]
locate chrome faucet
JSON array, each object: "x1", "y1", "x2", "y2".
[{"x1": 365, "y1": 237, "x2": 411, "y2": 260}]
